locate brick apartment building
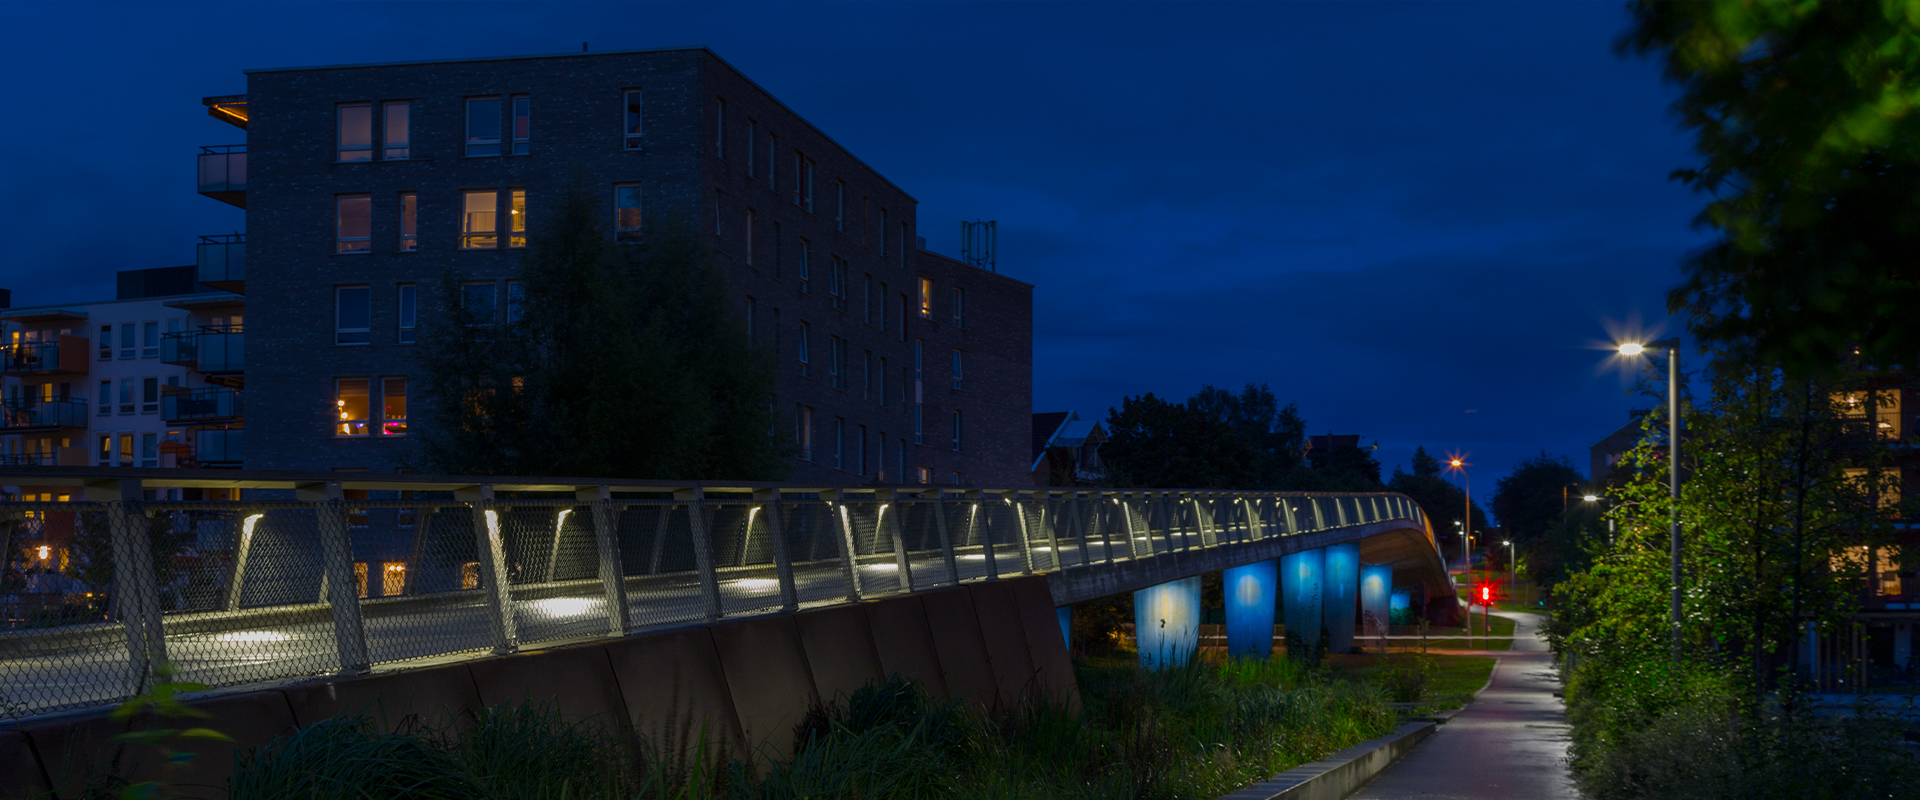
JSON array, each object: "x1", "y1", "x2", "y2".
[{"x1": 191, "y1": 46, "x2": 1031, "y2": 485}]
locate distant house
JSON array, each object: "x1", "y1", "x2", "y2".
[
  {"x1": 1589, "y1": 409, "x2": 1651, "y2": 484},
  {"x1": 1031, "y1": 411, "x2": 1107, "y2": 486}
]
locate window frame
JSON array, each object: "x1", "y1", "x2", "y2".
[
  {"x1": 917, "y1": 277, "x2": 933, "y2": 319},
  {"x1": 380, "y1": 376, "x2": 408, "y2": 436},
  {"x1": 623, "y1": 89, "x2": 645, "y2": 149},
  {"x1": 335, "y1": 285, "x2": 371, "y2": 345},
  {"x1": 510, "y1": 94, "x2": 530, "y2": 155},
  {"x1": 797, "y1": 321, "x2": 811, "y2": 377},
  {"x1": 460, "y1": 190, "x2": 499, "y2": 250},
  {"x1": 466, "y1": 96, "x2": 503, "y2": 157},
  {"x1": 397, "y1": 284, "x2": 417, "y2": 344},
  {"x1": 508, "y1": 188, "x2": 527, "y2": 248},
  {"x1": 336, "y1": 194, "x2": 372, "y2": 254},
  {"x1": 399, "y1": 192, "x2": 418, "y2": 251},
  {"x1": 614, "y1": 183, "x2": 643, "y2": 242},
  {"x1": 335, "y1": 377, "x2": 372, "y2": 437},
  {"x1": 382, "y1": 101, "x2": 411, "y2": 160},
  {"x1": 337, "y1": 102, "x2": 373, "y2": 162},
  {"x1": 952, "y1": 287, "x2": 966, "y2": 328}
]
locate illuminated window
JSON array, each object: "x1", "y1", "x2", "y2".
[
  {"x1": 623, "y1": 89, "x2": 644, "y2": 149},
  {"x1": 466, "y1": 97, "x2": 502, "y2": 157},
  {"x1": 399, "y1": 192, "x2": 417, "y2": 251},
  {"x1": 461, "y1": 562, "x2": 480, "y2": 590},
  {"x1": 462, "y1": 283, "x2": 497, "y2": 326},
  {"x1": 918, "y1": 277, "x2": 933, "y2": 319},
  {"x1": 508, "y1": 189, "x2": 526, "y2": 248},
  {"x1": 917, "y1": 466, "x2": 932, "y2": 485},
  {"x1": 337, "y1": 195, "x2": 371, "y2": 253},
  {"x1": 382, "y1": 377, "x2": 407, "y2": 436},
  {"x1": 95, "y1": 434, "x2": 109, "y2": 465},
  {"x1": 335, "y1": 286, "x2": 370, "y2": 345},
  {"x1": 354, "y1": 562, "x2": 369, "y2": 598},
  {"x1": 461, "y1": 190, "x2": 498, "y2": 249},
  {"x1": 336, "y1": 378, "x2": 370, "y2": 436},
  {"x1": 397, "y1": 284, "x2": 416, "y2": 344},
  {"x1": 614, "y1": 183, "x2": 643, "y2": 242},
  {"x1": 117, "y1": 433, "x2": 133, "y2": 467},
  {"x1": 511, "y1": 95, "x2": 530, "y2": 155},
  {"x1": 382, "y1": 101, "x2": 410, "y2": 160},
  {"x1": 952, "y1": 287, "x2": 966, "y2": 328},
  {"x1": 337, "y1": 103, "x2": 372, "y2": 162},
  {"x1": 382, "y1": 563, "x2": 407, "y2": 596}
]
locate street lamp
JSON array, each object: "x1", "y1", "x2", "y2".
[
  {"x1": 1618, "y1": 336, "x2": 1683, "y2": 658},
  {"x1": 1446, "y1": 457, "x2": 1475, "y2": 642}
]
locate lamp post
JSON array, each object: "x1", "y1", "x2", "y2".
[
  {"x1": 1447, "y1": 458, "x2": 1473, "y2": 642},
  {"x1": 1501, "y1": 539, "x2": 1515, "y2": 605},
  {"x1": 1619, "y1": 338, "x2": 1682, "y2": 659}
]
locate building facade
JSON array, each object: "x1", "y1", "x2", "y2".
[{"x1": 200, "y1": 47, "x2": 1031, "y2": 484}]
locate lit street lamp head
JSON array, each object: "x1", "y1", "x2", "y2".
[
  {"x1": 1583, "y1": 494, "x2": 1599, "y2": 502},
  {"x1": 1449, "y1": 459, "x2": 1463, "y2": 467},
  {"x1": 1617, "y1": 342, "x2": 1645, "y2": 356}
]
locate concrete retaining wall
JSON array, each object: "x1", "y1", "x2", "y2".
[{"x1": 0, "y1": 576, "x2": 1076, "y2": 800}]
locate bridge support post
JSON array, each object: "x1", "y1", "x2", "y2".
[
  {"x1": 677, "y1": 488, "x2": 724, "y2": 622},
  {"x1": 300, "y1": 481, "x2": 371, "y2": 674},
  {"x1": 755, "y1": 489, "x2": 802, "y2": 611},
  {"x1": 577, "y1": 486, "x2": 631, "y2": 636},
  {"x1": 967, "y1": 490, "x2": 999, "y2": 581},
  {"x1": 1068, "y1": 491, "x2": 1092, "y2": 568},
  {"x1": 931, "y1": 489, "x2": 961, "y2": 585},
  {"x1": 1135, "y1": 576, "x2": 1201, "y2": 670},
  {"x1": 1039, "y1": 493, "x2": 1063, "y2": 570},
  {"x1": 1282, "y1": 547, "x2": 1326, "y2": 661},
  {"x1": 1360, "y1": 564, "x2": 1392, "y2": 648},
  {"x1": 824, "y1": 490, "x2": 865, "y2": 600},
  {"x1": 876, "y1": 489, "x2": 914, "y2": 590},
  {"x1": 1324, "y1": 542, "x2": 1359, "y2": 655},
  {"x1": 1118, "y1": 492, "x2": 1147, "y2": 559},
  {"x1": 1242, "y1": 497, "x2": 1266, "y2": 541},
  {"x1": 456, "y1": 484, "x2": 518, "y2": 654},
  {"x1": 1093, "y1": 491, "x2": 1117, "y2": 563},
  {"x1": 1223, "y1": 559, "x2": 1278, "y2": 659},
  {"x1": 1003, "y1": 491, "x2": 1036, "y2": 574},
  {"x1": 88, "y1": 478, "x2": 166, "y2": 688},
  {"x1": 223, "y1": 509, "x2": 261, "y2": 611}
]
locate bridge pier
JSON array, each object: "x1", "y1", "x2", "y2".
[
  {"x1": 1134, "y1": 576, "x2": 1201, "y2": 669},
  {"x1": 1360, "y1": 564, "x2": 1392, "y2": 647},
  {"x1": 1223, "y1": 559, "x2": 1278, "y2": 659},
  {"x1": 1325, "y1": 542, "x2": 1359, "y2": 655},
  {"x1": 1281, "y1": 548, "x2": 1325, "y2": 660}
]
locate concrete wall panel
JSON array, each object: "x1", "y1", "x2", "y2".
[
  {"x1": 0, "y1": 731, "x2": 50, "y2": 800},
  {"x1": 917, "y1": 586, "x2": 998, "y2": 707},
  {"x1": 860, "y1": 594, "x2": 948, "y2": 697},
  {"x1": 466, "y1": 642, "x2": 627, "y2": 731},
  {"x1": 966, "y1": 580, "x2": 1038, "y2": 711},
  {"x1": 26, "y1": 690, "x2": 296, "y2": 798},
  {"x1": 710, "y1": 614, "x2": 819, "y2": 756},
  {"x1": 795, "y1": 604, "x2": 884, "y2": 705},
  {"x1": 281, "y1": 663, "x2": 482, "y2": 732},
  {"x1": 1007, "y1": 576, "x2": 1080, "y2": 712},
  {"x1": 604, "y1": 627, "x2": 746, "y2": 755}
]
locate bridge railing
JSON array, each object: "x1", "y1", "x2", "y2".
[{"x1": 0, "y1": 473, "x2": 1426, "y2": 716}]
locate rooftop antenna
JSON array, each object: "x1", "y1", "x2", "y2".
[{"x1": 960, "y1": 220, "x2": 996, "y2": 273}]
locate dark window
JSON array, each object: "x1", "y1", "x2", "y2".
[
  {"x1": 397, "y1": 284, "x2": 416, "y2": 344},
  {"x1": 466, "y1": 97, "x2": 502, "y2": 157},
  {"x1": 338, "y1": 103, "x2": 372, "y2": 162},
  {"x1": 615, "y1": 184, "x2": 643, "y2": 241},
  {"x1": 462, "y1": 282, "x2": 497, "y2": 326},
  {"x1": 623, "y1": 90, "x2": 644, "y2": 149},
  {"x1": 382, "y1": 101, "x2": 410, "y2": 159},
  {"x1": 336, "y1": 286, "x2": 371, "y2": 345},
  {"x1": 399, "y1": 192, "x2": 417, "y2": 251},
  {"x1": 511, "y1": 95, "x2": 530, "y2": 155},
  {"x1": 337, "y1": 195, "x2": 371, "y2": 253}
]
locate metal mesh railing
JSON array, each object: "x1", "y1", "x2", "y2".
[{"x1": 0, "y1": 483, "x2": 1428, "y2": 717}]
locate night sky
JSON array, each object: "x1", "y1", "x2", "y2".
[{"x1": 1, "y1": 1, "x2": 1702, "y2": 490}]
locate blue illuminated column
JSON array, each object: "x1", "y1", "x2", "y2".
[
  {"x1": 1223, "y1": 559, "x2": 1279, "y2": 659},
  {"x1": 1324, "y1": 543, "x2": 1359, "y2": 654},
  {"x1": 1390, "y1": 590, "x2": 1412, "y2": 626},
  {"x1": 1134, "y1": 576, "x2": 1202, "y2": 669},
  {"x1": 1281, "y1": 548, "x2": 1325, "y2": 659},
  {"x1": 1057, "y1": 606, "x2": 1072, "y2": 648},
  {"x1": 1360, "y1": 564, "x2": 1392, "y2": 644}
]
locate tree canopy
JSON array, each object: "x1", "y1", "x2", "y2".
[
  {"x1": 413, "y1": 185, "x2": 787, "y2": 480},
  {"x1": 1101, "y1": 383, "x2": 1384, "y2": 491},
  {"x1": 1387, "y1": 445, "x2": 1488, "y2": 552},
  {"x1": 1624, "y1": 2, "x2": 1920, "y2": 375}
]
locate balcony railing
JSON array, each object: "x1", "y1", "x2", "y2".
[
  {"x1": 162, "y1": 388, "x2": 242, "y2": 422},
  {"x1": 196, "y1": 234, "x2": 245, "y2": 291},
  {"x1": 0, "y1": 448, "x2": 87, "y2": 467},
  {"x1": 0, "y1": 398, "x2": 88, "y2": 431},
  {"x1": 1, "y1": 337, "x2": 89, "y2": 376},
  {"x1": 197, "y1": 145, "x2": 246, "y2": 208},
  {"x1": 196, "y1": 428, "x2": 243, "y2": 465},
  {"x1": 161, "y1": 326, "x2": 244, "y2": 373}
]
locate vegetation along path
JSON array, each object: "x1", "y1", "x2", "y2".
[{"x1": 1349, "y1": 611, "x2": 1574, "y2": 799}]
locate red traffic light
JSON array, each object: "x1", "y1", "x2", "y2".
[{"x1": 1478, "y1": 584, "x2": 1492, "y2": 604}]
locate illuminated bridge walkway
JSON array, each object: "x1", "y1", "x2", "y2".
[{"x1": 0, "y1": 467, "x2": 1453, "y2": 717}]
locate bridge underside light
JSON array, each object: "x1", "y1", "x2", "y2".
[
  {"x1": 215, "y1": 631, "x2": 291, "y2": 643},
  {"x1": 528, "y1": 597, "x2": 599, "y2": 618},
  {"x1": 727, "y1": 578, "x2": 781, "y2": 591}
]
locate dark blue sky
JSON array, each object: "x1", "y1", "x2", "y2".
[{"x1": 1, "y1": 1, "x2": 1701, "y2": 488}]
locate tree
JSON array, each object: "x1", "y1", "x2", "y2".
[
  {"x1": 414, "y1": 185, "x2": 786, "y2": 480},
  {"x1": 1290, "y1": 439, "x2": 1385, "y2": 492},
  {"x1": 1622, "y1": 3, "x2": 1920, "y2": 376},
  {"x1": 1388, "y1": 445, "x2": 1489, "y2": 552},
  {"x1": 1491, "y1": 452, "x2": 1586, "y2": 543},
  {"x1": 1189, "y1": 384, "x2": 1308, "y2": 487},
  {"x1": 1101, "y1": 392, "x2": 1256, "y2": 489}
]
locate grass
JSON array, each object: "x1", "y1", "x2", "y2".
[
  {"x1": 1416, "y1": 613, "x2": 1516, "y2": 651},
  {"x1": 1328, "y1": 653, "x2": 1498, "y2": 712}
]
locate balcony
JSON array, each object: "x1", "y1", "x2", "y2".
[
  {"x1": 162, "y1": 387, "x2": 242, "y2": 423},
  {"x1": 197, "y1": 145, "x2": 246, "y2": 208},
  {"x1": 0, "y1": 448, "x2": 87, "y2": 467},
  {"x1": 195, "y1": 428, "x2": 243, "y2": 467},
  {"x1": 0, "y1": 398, "x2": 88, "y2": 432},
  {"x1": 161, "y1": 326, "x2": 244, "y2": 379},
  {"x1": 196, "y1": 234, "x2": 245, "y2": 293},
  {"x1": 0, "y1": 336, "x2": 88, "y2": 376}
]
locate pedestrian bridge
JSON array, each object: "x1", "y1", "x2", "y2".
[{"x1": 0, "y1": 467, "x2": 1453, "y2": 718}]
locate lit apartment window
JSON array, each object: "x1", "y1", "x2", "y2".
[
  {"x1": 952, "y1": 287, "x2": 966, "y2": 328},
  {"x1": 397, "y1": 284, "x2": 417, "y2": 344},
  {"x1": 466, "y1": 97, "x2": 502, "y2": 157},
  {"x1": 383, "y1": 101, "x2": 410, "y2": 159},
  {"x1": 462, "y1": 282, "x2": 497, "y2": 326},
  {"x1": 336, "y1": 378, "x2": 370, "y2": 436},
  {"x1": 797, "y1": 239, "x2": 811, "y2": 293},
  {"x1": 746, "y1": 119, "x2": 757, "y2": 175},
  {"x1": 117, "y1": 433, "x2": 133, "y2": 467},
  {"x1": 509, "y1": 189, "x2": 527, "y2": 248},
  {"x1": 951, "y1": 349, "x2": 963, "y2": 390},
  {"x1": 917, "y1": 466, "x2": 932, "y2": 485},
  {"x1": 97, "y1": 381, "x2": 109, "y2": 416},
  {"x1": 461, "y1": 190, "x2": 498, "y2": 249},
  {"x1": 399, "y1": 192, "x2": 418, "y2": 251},
  {"x1": 337, "y1": 195, "x2": 372, "y2": 253},
  {"x1": 382, "y1": 377, "x2": 408, "y2": 435},
  {"x1": 797, "y1": 404, "x2": 813, "y2": 461},
  {"x1": 336, "y1": 286, "x2": 370, "y2": 345},
  {"x1": 833, "y1": 417, "x2": 845, "y2": 470},
  {"x1": 98, "y1": 325, "x2": 110, "y2": 360},
  {"x1": 141, "y1": 433, "x2": 158, "y2": 468},
  {"x1": 141, "y1": 378, "x2": 158, "y2": 415},
  {"x1": 511, "y1": 95, "x2": 530, "y2": 155},
  {"x1": 338, "y1": 103, "x2": 372, "y2": 162},
  {"x1": 96, "y1": 434, "x2": 110, "y2": 465},
  {"x1": 797, "y1": 322, "x2": 810, "y2": 376},
  {"x1": 142, "y1": 321, "x2": 159, "y2": 358},
  {"x1": 623, "y1": 90, "x2": 644, "y2": 149},
  {"x1": 952, "y1": 410, "x2": 963, "y2": 451},
  {"x1": 918, "y1": 278, "x2": 933, "y2": 319},
  {"x1": 614, "y1": 183, "x2": 643, "y2": 242},
  {"x1": 121, "y1": 324, "x2": 134, "y2": 359},
  {"x1": 506, "y1": 281, "x2": 524, "y2": 324},
  {"x1": 745, "y1": 208, "x2": 756, "y2": 267},
  {"x1": 835, "y1": 181, "x2": 846, "y2": 231},
  {"x1": 715, "y1": 98, "x2": 726, "y2": 158}
]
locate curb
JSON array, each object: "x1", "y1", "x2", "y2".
[{"x1": 1216, "y1": 720, "x2": 1437, "y2": 800}]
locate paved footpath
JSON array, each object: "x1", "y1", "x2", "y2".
[{"x1": 1349, "y1": 610, "x2": 1577, "y2": 799}]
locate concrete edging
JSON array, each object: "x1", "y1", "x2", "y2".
[{"x1": 1217, "y1": 720, "x2": 1437, "y2": 800}]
